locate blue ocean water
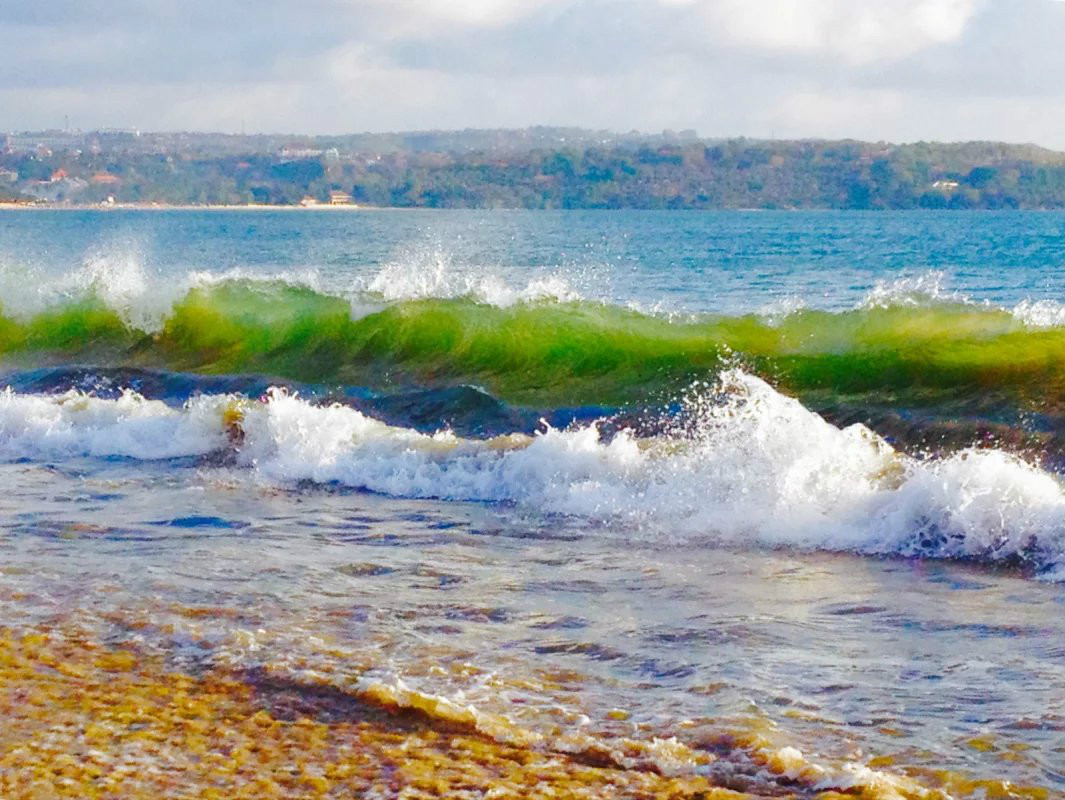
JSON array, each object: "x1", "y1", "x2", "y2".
[
  {"x1": 3, "y1": 208, "x2": 1065, "y2": 313},
  {"x1": 1, "y1": 208, "x2": 1064, "y2": 795}
]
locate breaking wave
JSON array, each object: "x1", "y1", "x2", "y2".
[
  {"x1": 2, "y1": 370, "x2": 1063, "y2": 579},
  {"x1": 5, "y1": 268, "x2": 1065, "y2": 413}
]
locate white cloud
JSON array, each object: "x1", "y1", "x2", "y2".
[
  {"x1": 1, "y1": 0, "x2": 1064, "y2": 146},
  {"x1": 356, "y1": 0, "x2": 562, "y2": 34},
  {"x1": 687, "y1": 0, "x2": 983, "y2": 63},
  {"x1": 400, "y1": 0, "x2": 548, "y2": 26}
]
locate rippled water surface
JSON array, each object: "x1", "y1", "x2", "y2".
[
  {"x1": 3, "y1": 208, "x2": 1065, "y2": 313},
  {"x1": 3, "y1": 459, "x2": 1064, "y2": 790}
]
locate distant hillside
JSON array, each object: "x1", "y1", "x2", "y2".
[{"x1": 4, "y1": 128, "x2": 1065, "y2": 209}]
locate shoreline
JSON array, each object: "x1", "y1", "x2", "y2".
[
  {"x1": 2, "y1": 202, "x2": 1060, "y2": 213},
  {"x1": 0, "y1": 201, "x2": 392, "y2": 211}
]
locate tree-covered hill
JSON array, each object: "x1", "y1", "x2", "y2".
[{"x1": 4, "y1": 129, "x2": 1065, "y2": 209}]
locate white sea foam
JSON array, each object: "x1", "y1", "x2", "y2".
[
  {"x1": 59, "y1": 250, "x2": 172, "y2": 332},
  {"x1": 859, "y1": 271, "x2": 1065, "y2": 331},
  {"x1": 2, "y1": 371, "x2": 1063, "y2": 576},
  {"x1": 184, "y1": 266, "x2": 324, "y2": 293},
  {"x1": 859, "y1": 270, "x2": 974, "y2": 309},
  {"x1": 0, "y1": 389, "x2": 228, "y2": 460},
  {"x1": 1011, "y1": 298, "x2": 1065, "y2": 328},
  {"x1": 354, "y1": 249, "x2": 581, "y2": 307},
  {"x1": 0, "y1": 245, "x2": 176, "y2": 332},
  {"x1": 756, "y1": 295, "x2": 807, "y2": 324}
]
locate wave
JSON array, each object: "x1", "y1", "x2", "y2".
[
  {"x1": 353, "y1": 674, "x2": 943, "y2": 797},
  {"x1": 0, "y1": 388, "x2": 227, "y2": 460},
  {"x1": 0, "y1": 245, "x2": 587, "y2": 326},
  {"x1": 5, "y1": 273, "x2": 1065, "y2": 411},
  {"x1": 2, "y1": 370, "x2": 1063, "y2": 579}
]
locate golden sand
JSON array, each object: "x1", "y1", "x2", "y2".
[
  {"x1": 0, "y1": 622, "x2": 1050, "y2": 800},
  {"x1": 0, "y1": 625, "x2": 753, "y2": 799}
]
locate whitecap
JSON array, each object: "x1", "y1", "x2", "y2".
[{"x1": 3, "y1": 373, "x2": 1064, "y2": 577}]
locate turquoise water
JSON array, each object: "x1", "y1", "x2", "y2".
[{"x1": 1, "y1": 208, "x2": 1064, "y2": 795}]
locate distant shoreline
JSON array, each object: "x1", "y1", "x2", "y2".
[
  {"x1": 0, "y1": 202, "x2": 391, "y2": 211},
  {"x1": 3, "y1": 202, "x2": 1062, "y2": 213},
  {"x1": 5, "y1": 132, "x2": 1065, "y2": 210}
]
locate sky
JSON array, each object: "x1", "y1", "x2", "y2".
[{"x1": 2, "y1": 0, "x2": 1065, "y2": 146}]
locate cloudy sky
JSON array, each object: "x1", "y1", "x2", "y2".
[{"x1": 3, "y1": 0, "x2": 1064, "y2": 146}]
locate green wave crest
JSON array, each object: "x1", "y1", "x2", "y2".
[{"x1": 2, "y1": 280, "x2": 1064, "y2": 409}]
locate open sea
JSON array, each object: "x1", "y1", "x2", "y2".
[{"x1": 1, "y1": 208, "x2": 1064, "y2": 798}]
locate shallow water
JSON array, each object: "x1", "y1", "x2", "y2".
[
  {"x1": 3, "y1": 457, "x2": 1064, "y2": 792},
  {"x1": 2, "y1": 208, "x2": 1065, "y2": 796}
]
